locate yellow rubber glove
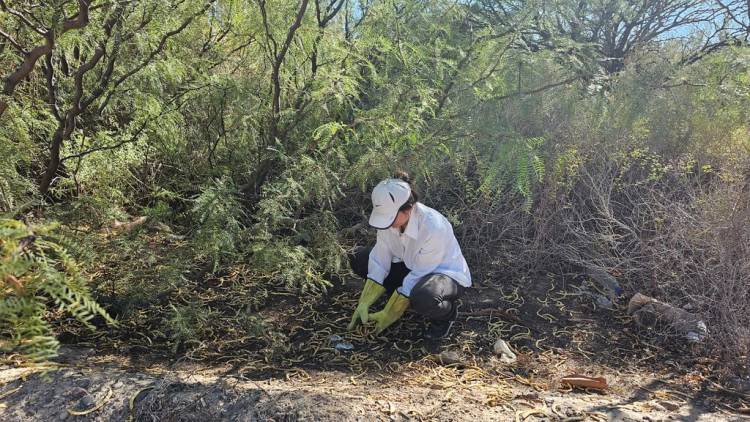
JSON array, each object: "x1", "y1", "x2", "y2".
[
  {"x1": 348, "y1": 279, "x2": 386, "y2": 330},
  {"x1": 369, "y1": 291, "x2": 410, "y2": 334}
]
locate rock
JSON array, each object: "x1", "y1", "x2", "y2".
[
  {"x1": 628, "y1": 293, "x2": 708, "y2": 343},
  {"x1": 493, "y1": 339, "x2": 517, "y2": 364},
  {"x1": 78, "y1": 394, "x2": 96, "y2": 409},
  {"x1": 437, "y1": 350, "x2": 463, "y2": 365}
]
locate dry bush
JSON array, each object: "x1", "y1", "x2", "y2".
[
  {"x1": 649, "y1": 172, "x2": 750, "y2": 364},
  {"x1": 419, "y1": 159, "x2": 538, "y2": 285},
  {"x1": 537, "y1": 156, "x2": 655, "y2": 284},
  {"x1": 540, "y1": 151, "x2": 750, "y2": 370}
]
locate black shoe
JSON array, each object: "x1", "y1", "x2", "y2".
[{"x1": 424, "y1": 302, "x2": 460, "y2": 340}]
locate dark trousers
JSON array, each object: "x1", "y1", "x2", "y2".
[{"x1": 350, "y1": 247, "x2": 465, "y2": 321}]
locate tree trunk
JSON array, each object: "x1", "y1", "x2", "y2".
[{"x1": 38, "y1": 129, "x2": 65, "y2": 196}]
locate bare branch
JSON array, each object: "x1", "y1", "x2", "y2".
[
  {"x1": 716, "y1": 0, "x2": 750, "y2": 32},
  {"x1": 258, "y1": 0, "x2": 279, "y2": 59},
  {"x1": 270, "y1": 0, "x2": 309, "y2": 134},
  {"x1": 491, "y1": 75, "x2": 580, "y2": 101},
  {"x1": 63, "y1": 0, "x2": 92, "y2": 32},
  {"x1": 0, "y1": 28, "x2": 26, "y2": 54}
]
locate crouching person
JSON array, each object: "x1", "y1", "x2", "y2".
[{"x1": 348, "y1": 172, "x2": 471, "y2": 340}]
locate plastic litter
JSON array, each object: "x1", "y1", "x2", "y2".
[
  {"x1": 585, "y1": 266, "x2": 623, "y2": 300},
  {"x1": 595, "y1": 294, "x2": 614, "y2": 310},
  {"x1": 329, "y1": 335, "x2": 354, "y2": 351},
  {"x1": 334, "y1": 342, "x2": 354, "y2": 351},
  {"x1": 493, "y1": 338, "x2": 517, "y2": 364}
]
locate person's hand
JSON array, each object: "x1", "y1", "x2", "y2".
[
  {"x1": 368, "y1": 292, "x2": 409, "y2": 334},
  {"x1": 348, "y1": 279, "x2": 385, "y2": 330},
  {"x1": 349, "y1": 302, "x2": 371, "y2": 330}
]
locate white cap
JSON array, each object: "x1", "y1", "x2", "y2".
[{"x1": 368, "y1": 178, "x2": 411, "y2": 229}]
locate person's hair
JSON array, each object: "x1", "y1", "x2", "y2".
[{"x1": 394, "y1": 170, "x2": 419, "y2": 211}]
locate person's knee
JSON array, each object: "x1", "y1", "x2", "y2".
[
  {"x1": 349, "y1": 246, "x2": 371, "y2": 279},
  {"x1": 409, "y1": 286, "x2": 434, "y2": 316},
  {"x1": 410, "y1": 274, "x2": 452, "y2": 318}
]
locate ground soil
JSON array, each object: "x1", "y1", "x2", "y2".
[{"x1": 1, "y1": 274, "x2": 748, "y2": 421}]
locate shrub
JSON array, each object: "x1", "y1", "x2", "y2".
[
  {"x1": 190, "y1": 176, "x2": 246, "y2": 273},
  {"x1": 0, "y1": 219, "x2": 115, "y2": 361}
]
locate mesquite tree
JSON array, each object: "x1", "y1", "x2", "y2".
[
  {"x1": 1, "y1": 0, "x2": 214, "y2": 195},
  {"x1": 473, "y1": 0, "x2": 750, "y2": 73}
]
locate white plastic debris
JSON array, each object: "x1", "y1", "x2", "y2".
[
  {"x1": 334, "y1": 342, "x2": 354, "y2": 351},
  {"x1": 493, "y1": 339, "x2": 517, "y2": 364},
  {"x1": 329, "y1": 334, "x2": 354, "y2": 351}
]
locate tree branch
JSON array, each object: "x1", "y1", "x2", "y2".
[
  {"x1": 491, "y1": 75, "x2": 580, "y2": 101},
  {"x1": 61, "y1": 120, "x2": 149, "y2": 162},
  {"x1": 270, "y1": 0, "x2": 309, "y2": 135},
  {"x1": 63, "y1": 0, "x2": 93, "y2": 31},
  {"x1": 0, "y1": 0, "x2": 92, "y2": 118},
  {"x1": 0, "y1": 0, "x2": 46, "y2": 35},
  {"x1": 43, "y1": 53, "x2": 63, "y2": 122},
  {"x1": 98, "y1": 2, "x2": 214, "y2": 114},
  {"x1": 1, "y1": 41, "x2": 54, "y2": 117},
  {"x1": 0, "y1": 29, "x2": 26, "y2": 54}
]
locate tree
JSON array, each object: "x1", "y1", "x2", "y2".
[
  {"x1": 1, "y1": 0, "x2": 215, "y2": 195},
  {"x1": 472, "y1": 0, "x2": 750, "y2": 74},
  {"x1": 0, "y1": 0, "x2": 92, "y2": 118}
]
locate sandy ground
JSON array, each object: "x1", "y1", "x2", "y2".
[
  {"x1": 0, "y1": 347, "x2": 743, "y2": 422},
  {"x1": 3, "y1": 277, "x2": 748, "y2": 421}
]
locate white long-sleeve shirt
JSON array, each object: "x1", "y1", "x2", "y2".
[{"x1": 367, "y1": 202, "x2": 471, "y2": 297}]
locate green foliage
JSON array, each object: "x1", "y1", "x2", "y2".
[
  {"x1": 166, "y1": 303, "x2": 216, "y2": 353},
  {"x1": 249, "y1": 152, "x2": 348, "y2": 295},
  {"x1": 479, "y1": 137, "x2": 546, "y2": 210},
  {"x1": 190, "y1": 176, "x2": 246, "y2": 273},
  {"x1": 0, "y1": 219, "x2": 114, "y2": 361},
  {"x1": 0, "y1": 104, "x2": 52, "y2": 212},
  {"x1": 1, "y1": 0, "x2": 749, "y2": 368}
]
